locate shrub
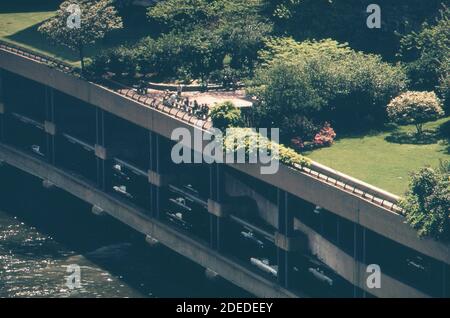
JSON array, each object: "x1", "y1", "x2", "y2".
[
  {"x1": 281, "y1": 115, "x2": 318, "y2": 142},
  {"x1": 222, "y1": 128, "x2": 310, "y2": 168},
  {"x1": 249, "y1": 39, "x2": 407, "y2": 134},
  {"x1": 401, "y1": 161, "x2": 450, "y2": 241},
  {"x1": 313, "y1": 122, "x2": 336, "y2": 148},
  {"x1": 210, "y1": 101, "x2": 243, "y2": 130},
  {"x1": 387, "y1": 91, "x2": 444, "y2": 135},
  {"x1": 399, "y1": 5, "x2": 449, "y2": 92},
  {"x1": 87, "y1": 45, "x2": 140, "y2": 79}
]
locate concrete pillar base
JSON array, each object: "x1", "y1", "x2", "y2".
[
  {"x1": 145, "y1": 234, "x2": 160, "y2": 247},
  {"x1": 275, "y1": 232, "x2": 306, "y2": 252},
  {"x1": 44, "y1": 121, "x2": 56, "y2": 136},
  {"x1": 148, "y1": 170, "x2": 174, "y2": 187},
  {"x1": 207, "y1": 199, "x2": 229, "y2": 218},
  {"x1": 94, "y1": 144, "x2": 108, "y2": 160},
  {"x1": 205, "y1": 268, "x2": 219, "y2": 281},
  {"x1": 42, "y1": 179, "x2": 55, "y2": 189},
  {"x1": 91, "y1": 205, "x2": 106, "y2": 216}
]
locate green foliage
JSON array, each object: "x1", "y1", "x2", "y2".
[
  {"x1": 87, "y1": 44, "x2": 140, "y2": 79},
  {"x1": 248, "y1": 39, "x2": 407, "y2": 134},
  {"x1": 401, "y1": 161, "x2": 450, "y2": 241},
  {"x1": 399, "y1": 5, "x2": 450, "y2": 92},
  {"x1": 266, "y1": 0, "x2": 445, "y2": 58},
  {"x1": 222, "y1": 128, "x2": 310, "y2": 168},
  {"x1": 281, "y1": 115, "x2": 318, "y2": 140},
  {"x1": 210, "y1": 101, "x2": 243, "y2": 130},
  {"x1": 387, "y1": 91, "x2": 445, "y2": 135},
  {"x1": 143, "y1": 0, "x2": 272, "y2": 83},
  {"x1": 148, "y1": 0, "x2": 264, "y2": 30},
  {"x1": 90, "y1": 0, "x2": 271, "y2": 83},
  {"x1": 38, "y1": 0, "x2": 123, "y2": 72}
]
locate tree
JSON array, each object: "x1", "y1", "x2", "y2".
[
  {"x1": 38, "y1": 0, "x2": 123, "y2": 74},
  {"x1": 248, "y1": 39, "x2": 407, "y2": 134},
  {"x1": 146, "y1": 0, "x2": 271, "y2": 83},
  {"x1": 401, "y1": 161, "x2": 450, "y2": 241},
  {"x1": 387, "y1": 91, "x2": 444, "y2": 135},
  {"x1": 210, "y1": 101, "x2": 243, "y2": 130},
  {"x1": 266, "y1": 0, "x2": 445, "y2": 58},
  {"x1": 398, "y1": 5, "x2": 450, "y2": 92}
]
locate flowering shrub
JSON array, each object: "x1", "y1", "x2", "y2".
[
  {"x1": 222, "y1": 128, "x2": 310, "y2": 168},
  {"x1": 290, "y1": 137, "x2": 305, "y2": 151},
  {"x1": 387, "y1": 91, "x2": 444, "y2": 135},
  {"x1": 313, "y1": 122, "x2": 336, "y2": 147}
]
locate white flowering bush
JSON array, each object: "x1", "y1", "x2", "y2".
[{"x1": 387, "y1": 91, "x2": 444, "y2": 135}]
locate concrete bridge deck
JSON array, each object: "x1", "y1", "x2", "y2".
[{"x1": 1, "y1": 41, "x2": 449, "y2": 298}]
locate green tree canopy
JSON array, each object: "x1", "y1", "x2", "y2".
[
  {"x1": 38, "y1": 0, "x2": 123, "y2": 73},
  {"x1": 210, "y1": 101, "x2": 243, "y2": 130},
  {"x1": 399, "y1": 5, "x2": 450, "y2": 112},
  {"x1": 402, "y1": 161, "x2": 450, "y2": 241},
  {"x1": 248, "y1": 38, "x2": 407, "y2": 134}
]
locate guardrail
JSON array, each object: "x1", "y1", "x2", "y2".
[{"x1": 0, "y1": 40, "x2": 403, "y2": 214}]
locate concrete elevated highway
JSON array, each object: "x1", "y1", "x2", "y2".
[{"x1": 0, "y1": 43, "x2": 449, "y2": 298}]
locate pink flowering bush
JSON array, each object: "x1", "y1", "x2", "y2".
[{"x1": 313, "y1": 122, "x2": 336, "y2": 147}]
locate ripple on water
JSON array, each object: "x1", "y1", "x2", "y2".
[{"x1": 0, "y1": 210, "x2": 144, "y2": 298}]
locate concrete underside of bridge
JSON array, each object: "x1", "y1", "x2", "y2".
[{"x1": 0, "y1": 144, "x2": 299, "y2": 298}]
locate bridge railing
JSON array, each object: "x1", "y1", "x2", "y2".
[
  {"x1": 299, "y1": 161, "x2": 402, "y2": 213},
  {"x1": 0, "y1": 40, "x2": 403, "y2": 215}
]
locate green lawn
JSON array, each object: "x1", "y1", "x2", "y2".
[
  {"x1": 306, "y1": 117, "x2": 450, "y2": 195},
  {"x1": 2, "y1": 2, "x2": 448, "y2": 196},
  {"x1": 0, "y1": 1, "x2": 156, "y2": 67}
]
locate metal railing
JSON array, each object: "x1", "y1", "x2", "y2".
[{"x1": 0, "y1": 41, "x2": 403, "y2": 214}]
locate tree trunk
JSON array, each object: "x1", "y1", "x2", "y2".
[
  {"x1": 415, "y1": 123, "x2": 423, "y2": 136},
  {"x1": 79, "y1": 44, "x2": 85, "y2": 76}
]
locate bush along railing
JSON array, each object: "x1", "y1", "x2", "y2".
[
  {"x1": 221, "y1": 127, "x2": 311, "y2": 168},
  {"x1": 0, "y1": 41, "x2": 403, "y2": 215}
]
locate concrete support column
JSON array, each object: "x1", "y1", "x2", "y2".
[
  {"x1": 44, "y1": 87, "x2": 56, "y2": 164},
  {"x1": 208, "y1": 163, "x2": 227, "y2": 252},
  {"x1": 148, "y1": 131, "x2": 170, "y2": 219},
  {"x1": 275, "y1": 189, "x2": 305, "y2": 289},
  {"x1": 353, "y1": 223, "x2": 365, "y2": 298},
  {"x1": 277, "y1": 189, "x2": 291, "y2": 288},
  {"x1": 0, "y1": 69, "x2": 5, "y2": 142},
  {"x1": 95, "y1": 108, "x2": 110, "y2": 191}
]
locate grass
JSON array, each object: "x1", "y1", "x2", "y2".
[
  {"x1": 0, "y1": 1, "x2": 157, "y2": 67},
  {"x1": 305, "y1": 117, "x2": 450, "y2": 196},
  {"x1": 2, "y1": 2, "x2": 448, "y2": 196}
]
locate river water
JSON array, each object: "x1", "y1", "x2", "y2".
[{"x1": 0, "y1": 165, "x2": 248, "y2": 298}]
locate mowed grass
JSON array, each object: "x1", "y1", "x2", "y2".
[
  {"x1": 0, "y1": 2, "x2": 80, "y2": 65},
  {"x1": 306, "y1": 117, "x2": 450, "y2": 195},
  {"x1": 0, "y1": 1, "x2": 157, "y2": 67}
]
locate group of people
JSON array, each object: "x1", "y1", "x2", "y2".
[{"x1": 162, "y1": 89, "x2": 210, "y2": 120}]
